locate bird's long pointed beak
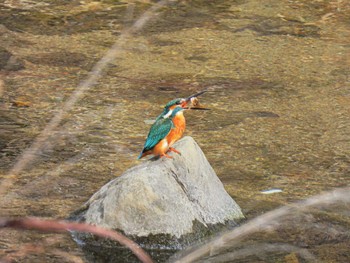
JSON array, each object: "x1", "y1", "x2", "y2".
[
  {"x1": 183, "y1": 90, "x2": 210, "y2": 110},
  {"x1": 184, "y1": 106, "x2": 210, "y2": 110},
  {"x1": 185, "y1": 90, "x2": 207, "y2": 102}
]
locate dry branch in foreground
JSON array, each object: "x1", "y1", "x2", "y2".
[{"x1": 0, "y1": 217, "x2": 154, "y2": 263}]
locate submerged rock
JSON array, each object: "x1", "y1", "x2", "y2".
[{"x1": 71, "y1": 136, "x2": 244, "y2": 261}]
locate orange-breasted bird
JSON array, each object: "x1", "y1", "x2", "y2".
[
  {"x1": 138, "y1": 106, "x2": 185, "y2": 159},
  {"x1": 138, "y1": 91, "x2": 208, "y2": 159}
]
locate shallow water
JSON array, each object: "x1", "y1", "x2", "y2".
[{"x1": 0, "y1": 0, "x2": 349, "y2": 262}]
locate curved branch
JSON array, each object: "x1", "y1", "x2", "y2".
[
  {"x1": 170, "y1": 187, "x2": 350, "y2": 263},
  {"x1": 205, "y1": 243, "x2": 317, "y2": 262},
  {"x1": 0, "y1": 217, "x2": 154, "y2": 263},
  {"x1": 0, "y1": 0, "x2": 172, "y2": 197}
]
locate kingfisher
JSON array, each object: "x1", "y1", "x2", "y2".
[
  {"x1": 138, "y1": 90, "x2": 208, "y2": 159},
  {"x1": 138, "y1": 106, "x2": 185, "y2": 159}
]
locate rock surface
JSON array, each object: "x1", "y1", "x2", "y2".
[{"x1": 77, "y1": 136, "x2": 244, "y2": 239}]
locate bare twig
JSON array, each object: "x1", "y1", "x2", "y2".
[
  {"x1": 170, "y1": 187, "x2": 350, "y2": 263},
  {"x1": 0, "y1": 236, "x2": 84, "y2": 263},
  {"x1": 0, "y1": 217, "x2": 154, "y2": 263},
  {"x1": 204, "y1": 243, "x2": 317, "y2": 262},
  {"x1": 0, "y1": 78, "x2": 4, "y2": 98},
  {"x1": 0, "y1": 0, "x2": 173, "y2": 197},
  {"x1": 49, "y1": 249, "x2": 85, "y2": 263},
  {"x1": 1, "y1": 243, "x2": 45, "y2": 263}
]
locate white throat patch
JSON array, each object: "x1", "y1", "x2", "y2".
[{"x1": 163, "y1": 109, "x2": 173, "y2": 119}]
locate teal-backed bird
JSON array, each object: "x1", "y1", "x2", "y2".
[
  {"x1": 138, "y1": 90, "x2": 208, "y2": 159},
  {"x1": 138, "y1": 106, "x2": 185, "y2": 159}
]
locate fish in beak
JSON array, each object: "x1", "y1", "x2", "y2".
[{"x1": 181, "y1": 90, "x2": 210, "y2": 110}]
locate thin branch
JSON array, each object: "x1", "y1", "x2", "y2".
[
  {"x1": 169, "y1": 187, "x2": 350, "y2": 263},
  {"x1": 50, "y1": 249, "x2": 85, "y2": 263},
  {"x1": 204, "y1": 243, "x2": 317, "y2": 262},
  {"x1": 0, "y1": 235, "x2": 84, "y2": 263},
  {"x1": 0, "y1": 217, "x2": 154, "y2": 263},
  {"x1": 0, "y1": 0, "x2": 173, "y2": 197},
  {"x1": 1, "y1": 243, "x2": 45, "y2": 263}
]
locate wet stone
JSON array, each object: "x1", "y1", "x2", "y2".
[{"x1": 71, "y1": 136, "x2": 244, "y2": 262}]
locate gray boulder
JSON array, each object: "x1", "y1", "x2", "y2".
[{"x1": 79, "y1": 136, "x2": 244, "y2": 238}]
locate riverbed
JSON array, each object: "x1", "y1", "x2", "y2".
[{"x1": 1, "y1": 0, "x2": 349, "y2": 262}]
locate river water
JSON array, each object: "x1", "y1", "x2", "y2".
[{"x1": 0, "y1": 0, "x2": 349, "y2": 262}]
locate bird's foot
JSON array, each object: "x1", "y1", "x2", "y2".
[
  {"x1": 161, "y1": 153, "x2": 173, "y2": 159},
  {"x1": 168, "y1": 147, "x2": 181, "y2": 155}
]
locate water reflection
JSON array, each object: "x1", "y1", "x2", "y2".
[{"x1": 0, "y1": 0, "x2": 349, "y2": 262}]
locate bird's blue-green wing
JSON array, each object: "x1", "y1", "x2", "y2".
[
  {"x1": 139, "y1": 118, "x2": 174, "y2": 157},
  {"x1": 155, "y1": 110, "x2": 167, "y2": 122}
]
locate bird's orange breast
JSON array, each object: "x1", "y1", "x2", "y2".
[{"x1": 166, "y1": 112, "x2": 186, "y2": 147}]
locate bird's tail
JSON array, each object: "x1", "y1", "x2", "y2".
[{"x1": 137, "y1": 150, "x2": 146, "y2": 159}]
